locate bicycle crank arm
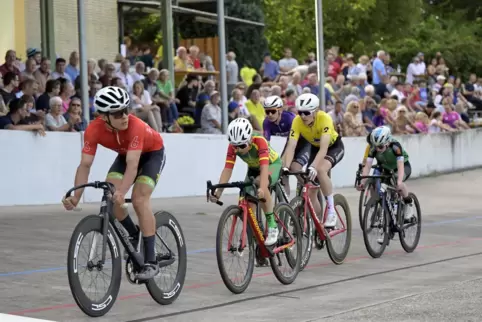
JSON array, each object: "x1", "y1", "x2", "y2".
[{"x1": 158, "y1": 258, "x2": 175, "y2": 268}]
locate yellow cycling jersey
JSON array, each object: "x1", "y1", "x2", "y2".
[
  {"x1": 289, "y1": 111, "x2": 339, "y2": 147},
  {"x1": 363, "y1": 144, "x2": 371, "y2": 160}
]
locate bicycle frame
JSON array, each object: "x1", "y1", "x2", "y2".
[{"x1": 300, "y1": 182, "x2": 346, "y2": 240}]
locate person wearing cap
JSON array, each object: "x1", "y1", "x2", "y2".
[
  {"x1": 27, "y1": 48, "x2": 41, "y2": 66},
  {"x1": 227, "y1": 101, "x2": 240, "y2": 124},
  {"x1": 200, "y1": 91, "x2": 222, "y2": 134}
]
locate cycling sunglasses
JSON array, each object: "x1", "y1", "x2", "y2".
[
  {"x1": 109, "y1": 109, "x2": 128, "y2": 119},
  {"x1": 265, "y1": 109, "x2": 278, "y2": 115},
  {"x1": 298, "y1": 110, "x2": 313, "y2": 116}
]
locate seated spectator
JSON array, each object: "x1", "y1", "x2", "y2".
[
  {"x1": 285, "y1": 89, "x2": 296, "y2": 113},
  {"x1": 0, "y1": 97, "x2": 45, "y2": 133},
  {"x1": 58, "y1": 78, "x2": 74, "y2": 113},
  {"x1": 227, "y1": 101, "x2": 240, "y2": 124},
  {"x1": 20, "y1": 95, "x2": 41, "y2": 124},
  {"x1": 429, "y1": 111, "x2": 455, "y2": 133},
  {"x1": 414, "y1": 112, "x2": 429, "y2": 133},
  {"x1": 117, "y1": 59, "x2": 134, "y2": 91},
  {"x1": 365, "y1": 85, "x2": 381, "y2": 104},
  {"x1": 46, "y1": 96, "x2": 78, "y2": 131},
  {"x1": 245, "y1": 89, "x2": 264, "y2": 131},
  {"x1": 176, "y1": 74, "x2": 199, "y2": 116},
  {"x1": 63, "y1": 97, "x2": 86, "y2": 131},
  {"x1": 343, "y1": 101, "x2": 367, "y2": 137},
  {"x1": 271, "y1": 85, "x2": 282, "y2": 97},
  {"x1": 392, "y1": 106, "x2": 418, "y2": 135},
  {"x1": 390, "y1": 82, "x2": 406, "y2": 102},
  {"x1": 131, "y1": 80, "x2": 162, "y2": 132},
  {"x1": 0, "y1": 50, "x2": 20, "y2": 77},
  {"x1": 88, "y1": 80, "x2": 102, "y2": 120},
  {"x1": 16, "y1": 79, "x2": 39, "y2": 103},
  {"x1": 454, "y1": 101, "x2": 470, "y2": 124},
  {"x1": 36, "y1": 79, "x2": 60, "y2": 112},
  {"x1": 99, "y1": 63, "x2": 116, "y2": 87},
  {"x1": 156, "y1": 70, "x2": 179, "y2": 128},
  {"x1": 33, "y1": 57, "x2": 51, "y2": 93},
  {"x1": 65, "y1": 51, "x2": 79, "y2": 81},
  {"x1": 200, "y1": 91, "x2": 222, "y2": 134},
  {"x1": 231, "y1": 88, "x2": 251, "y2": 119},
  {"x1": 0, "y1": 72, "x2": 19, "y2": 106},
  {"x1": 361, "y1": 96, "x2": 377, "y2": 130},
  {"x1": 442, "y1": 98, "x2": 469, "y2": 130},
  {"x1": 21, "y1": 58, "x2": 37, "y2": 81},
  {"x1": 51, "y1": 58, "x2": 72, "y2": 82},
  {"x1": 132, "y1": 61, "x2": 145, "y2": 82}
]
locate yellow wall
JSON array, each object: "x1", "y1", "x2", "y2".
[{"x1": 0, "y1": 0, "x2": 26, "y2": 64}]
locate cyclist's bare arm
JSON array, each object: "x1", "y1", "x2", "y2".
[
  {"x1": 282, "y1": 137, "x2": 297, "y2": 167},
  {"x1": 118, "y1": 150, "x2": 141, "y2": 194},
  {"x1": 310, "y1": 134, "x2": 330, "y2": 168},
  {"x1": 73, "y1": 153, "x2": 95, "y2": 201},
  {"x1": 215, "y1": 168, "x2": 233, "y2": 198}
]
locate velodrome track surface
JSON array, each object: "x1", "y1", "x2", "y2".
[{"x1": 1, "y1": 169, "x2": 482, "y2": 322}]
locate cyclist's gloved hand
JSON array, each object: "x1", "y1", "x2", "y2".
[
  {"x1": 281, "y1": 167, "x2": 290, "y2": 175},
  {"x1": 209, "y1": 191, "x2": 220, "y2": 203},
  {"x1": 307, "y1": 166, "x2": 318, "y2": 181},
  {"x1": 356, "y1": 183, "x2": 364, "y2": 191},
  {"x1": 62, "y1": 196, "x2": 79, "y2": 211}
]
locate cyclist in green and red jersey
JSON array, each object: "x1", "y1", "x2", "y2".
[{"x1": 209, "y1": 118, "x2": 282, "y2": 246}]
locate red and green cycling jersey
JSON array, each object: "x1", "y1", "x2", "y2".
[{"x1": 224, "y1": 133, "x2": 281, "y2": 169}]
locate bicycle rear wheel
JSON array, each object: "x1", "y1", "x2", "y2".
[
  {"x1": 362, "y1": 198, "x2": 389, "y2": 258},
  {"x1": 146, "y1": 211, "x2": 187, "y2": 305},
  {"x1": 326, "y1": 194, "x2": 352, "y2": 265},
  {"x1": 290, "y1": 196, "x2": 313, "y2": 271},
  {"x1": 270, "y1": 202, "x2": 302, "y2": 285},
  {"x1": 67, "y1": 215, "x2": 122, "y2": 317},
  {"x1": 399, "y1": 193, "x2": 422, "y2": 253},
  {"x1": 216, "y1": 205, "x2": 255, "y2": 294}
]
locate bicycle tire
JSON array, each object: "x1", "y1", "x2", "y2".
[
  {"x1": 358, "y1": 179, "x2": 373, "y2": 230},
  {"x1": 362, "y1": 197, "x2": 389, "y2": 258},
  {"x1": 326, "y1": 194, "x2": 352, "y2": 265},
  {"x1": 146, "y1": 211, "x2": 187, "y2": 305},
  {"x1": 399, "y1": 193, "x2": 422, "y2": 253},
  {"x1": 67, "y1": 215, "x2": 122, "y2": 317},
  {"x1": 289, "y1": 196, "x2": 313, "y2": 271},
  {"x1": 216, "y1": 205, "x2": 255, "y2": 294},
  {"x1": 270, "y1": 202, "x2": 302, "y2": 285}
]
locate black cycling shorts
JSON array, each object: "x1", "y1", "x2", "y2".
[
  {"x1": 107, "y1": 148, "x2": 166, "y2": 189},
  {"x1": 308, "y1": 136, "x2": 345, "y2": 168},
  {"x1": 281, "y1": 136, "x2": 311, "y2": 166}
]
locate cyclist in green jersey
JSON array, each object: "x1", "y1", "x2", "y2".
[
  {"x1": 358, "y1": 126, "x2": 414, "y2": 218},
  {"x1": 209, "y1": 118, "x2": 282, "y2": 246}
]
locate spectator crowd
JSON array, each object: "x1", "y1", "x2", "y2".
[{"x1": 0, "y1": 43, "x2": 480, "y2": 138}]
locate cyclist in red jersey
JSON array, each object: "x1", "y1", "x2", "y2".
[{"x1": 62, "y1": 86, "x2": 166, "y2": 281}]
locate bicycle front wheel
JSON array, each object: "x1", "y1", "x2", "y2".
[
  {"x1": 146, "y1": 211, "x2": 187, "y2": 305},
  {"x1": 362, "y1": 198, "x2": 389, "y2": 258},
  {"x1": 270, "y1": 202, "x2": 302, "y2": 285},
  {"x1": 399, "y1": 193, "x2": 422, "y2": 253},
  {"x1": 326, "y1": 194, "x2": 352, "y2": 265},
  {"x1": 67, "y1": 215, "x2": 122, "y2": 317},
  {"x1": 216, "y1": 205, "x2": 255, "y2": 294}
]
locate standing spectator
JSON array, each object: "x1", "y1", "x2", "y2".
[
  {"x1": 65, "y1": 51, "x2": 79, "y2": 82},
  {"x1": 131, "y1": 80, "x2": 163, "y2": 132},
  {"x1": 328, "y1": 101, "x2": 344, "y2": 135},
  {"x1": 278, "y1": 48, "x2": 298, "y2": 73},
  {"x1": 240, "y1": 61, "x2": 257, "y2": 86},
  {"x1": 326, "y1": 53, "x2": 340, "y2": 79},
  {"x1": 406, "y1": 56, "x2": 425, "y2": 85},
  {"x1": 245, "y1": 89, "x2": 265, "y2": 131},
  {"x1": 63, "y1": 97, "x2": 86, "y2": 131},
  {"x1": 51, "y1": 58, "x2": 72, "y2": 83},
  {"x1": 200, "y1": 91, "x2": 222, "y2": 134},
  {"x1": 0, "y1": 50, "x2": 20, "y2": 77},
  {"x1": 356, "y1": 55, "x2": 371, "y2": 75},
  {"x1": 33, "y1": 58, "x2": 51, "y2": 94},
  {"x1": 46, "y1": 96, "x2": 77, "y2": 131},
  {"x1": 259, "y1": 53, "x2": 279, "y2": 81},
  {"x1": 20, "y1": 58, "x2": 37, "y2": 81},
  {"x1": 117, "y1": 59, "x2": 134, "y2": 91},
  {"x1": 226, "y1": 51, "x2": 239, "y2": 97},
  {"x1": 372, "y1": 50, "x2": 387, "y2": 95},
  {"x1": 0, "y1": 97, "x2": 44, "y2": 133},
  {"x1": 36, "y1": 79, "x2": 60, "y2": 112},
  {"x1": 0, "y1": 72, "x2": 19, "y2": 106}
]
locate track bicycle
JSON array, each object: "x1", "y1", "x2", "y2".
[
  {"x1": 355, "y1": 167, "x2": 422, "y2": 258},
  {"x1": 282, "y1": 170, "x2": 352, "y2": 270},
  {"x1": 206, "y1": 178, "x2": 302, "y2": 294},
  {"x1": 65, "y1": 181, "x2": 187, "y2": 317},
  {"x1": 355, "y1": 163, "x2": 382, "y2": 230}
]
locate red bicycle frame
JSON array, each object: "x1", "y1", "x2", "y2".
[
  {"x1": 227, "y1": 197, "x2": 296, "y2": 257},
  {"x1": 300, "y1": 183, "x2": 347, "y2": 240}
]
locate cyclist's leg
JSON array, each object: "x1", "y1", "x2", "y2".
[
  {"x1": 307, "y1": 145, "x2": 323, "y2": 218},
  {"x1": 263, "y1": 160, "x2": 282, "y2": 245},
  {"x1": 290, "y1": 137, "x2": 311, "y2": 194},
  {"x1": 106, "y1": 155, "x2": 138, "y2": 237},
  {"x1": 395, "y1": 161, "x2": 412, "y2": 200},
  {"x1": 317, "y1": 138, "x2": 345, "y2": 227},
  {"x1": 131, "y1": 149, "x2": 166, "y2": 280}
]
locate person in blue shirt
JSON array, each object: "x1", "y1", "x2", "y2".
[{"x1": 260, "y1": 53, "x2": 279, "y2": 81}]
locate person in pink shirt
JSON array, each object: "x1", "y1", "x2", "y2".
[
  {"x1": 442, "y1": 98, "x2": 470, "y2": 130},
  {"x1": 414, "y1": 112, "x2": 429, "y2": 133}
]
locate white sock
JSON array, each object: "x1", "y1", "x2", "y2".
[{"x1": 326, "y1": 194, "x2": 335, "y2": 213}]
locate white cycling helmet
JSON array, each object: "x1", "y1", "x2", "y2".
[
  {"x1": 227, "y1": 118, "x2": 253, "y2": 145},
  {"x1": 263, "y1": 95, "x2": 283, "y2": 109},
  {"x1": 371, "y1": 126, "x2": 391, "y2": 146},
  {"x1": 295, "y1": 93, "x2": 320, "y2": 112},
  {"x1": 94, "y1": 86, "x2": 130, "y2": 113}
]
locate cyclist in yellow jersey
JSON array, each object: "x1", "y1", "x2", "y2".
[{"x1": 282, "y1": 93, "x2": 345, "y2": 228}]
